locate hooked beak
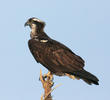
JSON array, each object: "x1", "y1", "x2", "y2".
[{"x1": 24, "y1": 21, "x2": 30, "y2": 27}]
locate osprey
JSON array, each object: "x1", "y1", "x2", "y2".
[{"x1": 25, "y1": 17, "x2": 99, "y2": 85}]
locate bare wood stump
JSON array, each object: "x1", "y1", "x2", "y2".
[{"x1": 40, "y1": 69, "x2": 54, "y2": 100}]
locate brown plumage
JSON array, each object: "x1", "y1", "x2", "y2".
[{"x1": 25, "y1": 17, "x2": 99, "y2": 85}]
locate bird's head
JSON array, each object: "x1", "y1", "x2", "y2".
[{"x1": 24, "y1": 17, "x2": 45, "y2": 32}]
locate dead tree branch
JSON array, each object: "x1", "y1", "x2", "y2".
[{"x1": 40, "y1": 69, "x2": 54, "y2": 100}]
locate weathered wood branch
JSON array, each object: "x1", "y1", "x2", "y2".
[{"x1": 40, "y1": 69, "x2": 54, "y2": 100}]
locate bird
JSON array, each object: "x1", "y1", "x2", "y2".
[{"x1": 25, "y1": 17, "x2": 99, "y2": 85}]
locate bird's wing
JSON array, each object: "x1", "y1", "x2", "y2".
[
  {"x1": 51, "y1": 48, "x2": 85, "y2": 72},
  {"x1": 28, "y1": 39, "x2": 85, "y2": 74}
]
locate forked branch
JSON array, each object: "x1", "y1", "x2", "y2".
[{"x1": 40, "y1": 69, "x2": 54, "y2": 100}]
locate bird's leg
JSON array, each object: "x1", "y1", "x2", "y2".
[{"x1": 65, "y1": 73, "x2": 76, "y2": 80}]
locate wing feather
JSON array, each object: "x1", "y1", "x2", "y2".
[
  {"x1": 28, "y1": 39, "x2": 85, "y2": 75},
  {"x1": 52, "y1": 49, "x2": 84, "y2": 72}
]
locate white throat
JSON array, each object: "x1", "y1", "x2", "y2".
[
  {"x1": 31, "y1": 24, "x2": 37, "y2": 33},
  {"x1": 30, "y1": 24, "x2": 38, "y2": 38}
]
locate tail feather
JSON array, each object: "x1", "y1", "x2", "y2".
[{"x1": 72, "y1": 70, "x2": 99, "y2": 85}]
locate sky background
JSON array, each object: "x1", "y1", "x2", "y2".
[{"x1": 0, "y1": 0, "x2": 110, "y2": 100}]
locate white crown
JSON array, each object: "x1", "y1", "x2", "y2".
[{"x1": 32, "y1": 18, "x2": 43, "y2": 23}]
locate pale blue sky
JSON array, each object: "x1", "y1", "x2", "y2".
[{"x1": 0, "y1": 0, "x2": 110, "y2": 100}]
